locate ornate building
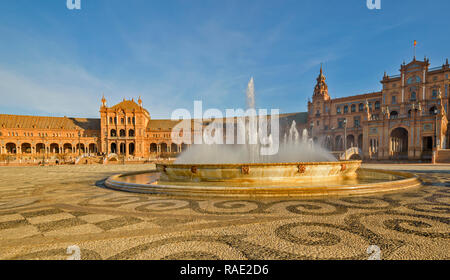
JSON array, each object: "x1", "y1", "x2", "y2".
[
  {"x1": 308, "y1": 57, "x2": 450, "y2": 160},
  {"x1": 1, "y1": 56, "x2": 449, "y2": 162}
]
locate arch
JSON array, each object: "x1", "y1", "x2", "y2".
[
  {"x1": 106, "y1": 153, "x2": 119, "y2": 163},
  {"x1": 181, "y1": 143, "x2": 188, "y2": 152},
  {"x1": 111, "y1": 143, "x2": 117, "y2": 154},
  {"x1": 36, "y1": 143, "x2": 45, "y2": 154},
  {"x1": 89, "y1": 143, "x2": 97, "y2": 154},
  {"x1": 323, "y1": 136, "x2": 332, "y2": 151},
  {"x1": 6, "y1": 143, "x2": 17, "y2": 154},
  {"x1": 346, "y1": 134, "x2": 355, "y2": 149},
  {"x1": 21, "y1": 143, "x2": 31, "y2": 154},
  {"x1": 335, "y1": 135, "x2": 343, "y2": 151},
  {"x1": 63, "y1": 143, "x2": 72, "y2": 154},
  {"x1": 128, "y1": 143, "x2": 135, "y2": 155},
  {"x1": 390, "y1": 111, "x2": 398, "y2": 119},
  {"x1": 171, "y1": 143, "x2": 178, "y2": 153},
  {"x1": 150, "y1": 143, "x2": 157, "y2": 153},
  {"x1": 390, "y1": 127, "x2": 409, "y2": 159},
  {"x1": 429, "y1": 106, "x2": 438, "y2": 115},
  {"x1": 119, "y1": 129, "x2": 126, "y2": 137},
  {"x1": 340, "y1": 147, "x2": 362, "y2": 160},
  {"x1": 128, "y1": 129, "x2": 135, "y2": 137},
  {"x1": 358, "y1": 134, "x2": 363, "y2": 150},
  {"x1": 119, "y1": 143, "x2": 126, "y2": 155},
  {"x1": 50, "y1": 143, "x2": 59, "y2": 154},
  {"x1": 160, "y1": 143, "x2": 168, "y2": 153},
  {"x1": 110, "y1": 129, "x2": 117, "y2": 137}
]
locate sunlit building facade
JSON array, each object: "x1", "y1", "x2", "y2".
[
  {"x1": 1, "y1": 56, "x2": 449, "y2": 162},
  {"x1": 308, "y1": 57, "x2": 450, "y2": 161}
]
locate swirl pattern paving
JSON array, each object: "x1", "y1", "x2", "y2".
[{"x1": 0, "y1": 164, "x2": 448, "y2": 260}]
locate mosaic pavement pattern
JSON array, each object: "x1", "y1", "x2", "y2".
[{"x1": 0, "y1": 164, "x2": 448, "y2": 260}]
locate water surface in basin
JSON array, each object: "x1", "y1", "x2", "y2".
[{"x1": 116, "y1": 169, "x2": 404, "y2": 188}]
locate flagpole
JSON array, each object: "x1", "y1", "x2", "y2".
[{"x1": 414, "y1": 40, "x2": 417, "y2": 59}]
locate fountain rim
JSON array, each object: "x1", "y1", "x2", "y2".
[
  {"x1": 157, "y1": 160, "x2": 362, "y2": 168},
  {"x1": 103, "y1": 168, "x2": 421, "y2": 198}
]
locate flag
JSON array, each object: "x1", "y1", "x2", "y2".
[{"x1": 414, "y1": 40, "x2": 417, "y2": 46}]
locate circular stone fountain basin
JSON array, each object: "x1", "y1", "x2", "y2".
[
  {"x1": 156, "y1": 161, "x2": 362, "y2": 183},
  {"x1": 104, "y1": 162, "x2": 421, "y2": 197}
]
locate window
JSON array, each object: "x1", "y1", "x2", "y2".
[
  {"x1": 375, "y1": 101, "x2": 381, "y2": 110},
  {"x1": 432, "y1": 89, "x2": 438, "y2": 99},
  {"x1": 338, "y1": 118, "x2": 346, "y2": 129},
  {"x1": 411, "y1": 92, "x2": 417, "y2": 101},
  {"x1": 351, "y1": 104, "x2": 356, "y2": 113},
  {"x1": 392, "y1": 95, "x2": 397, "y2": 104},
  {"x1": 337, "y1": 106, "x2": 341, "y2": 114},
  {"x1": 359, "y1": 103, "x2": 364, "y2": 112},
  {"x1": 407, "y1": 76, "x2": 421, "y2": 84},
  {"x1": 344, "y1": 106, "x2": 349, "y2": 114},
  {"x1": 121, "y1": 118, "x2": 124, "y2": 125},
  {"x1": 354, "y1": 118, "x2": 360, "y2": 128}
]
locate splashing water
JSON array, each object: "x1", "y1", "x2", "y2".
[
  {"x1": 176, "y1": 78, "x2": 337, "y2": 164},
  {"x1": 246, "y1": 77, "x2": 255, "y2": 110}
]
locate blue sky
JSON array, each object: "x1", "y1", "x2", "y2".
[{"x1": 0, "y1": 0, "x2": 449, "y2": 118}]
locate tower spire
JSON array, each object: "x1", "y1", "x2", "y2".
[
  {"x1": 101, "y1": 94, "x2": 106, "y2": 107},
  {"x1": 313, "y1": 65, "x2": 330, "y2": 101}
]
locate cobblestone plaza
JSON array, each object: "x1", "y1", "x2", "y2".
[{"x1": 0, "y1": 164, "x2": 448, "y2": 260}]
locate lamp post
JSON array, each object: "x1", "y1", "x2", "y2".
[
  {"x1": 434, "y1": 108, "x2": 438, "y2": 148},
  {"x1": 343, "y1": 119, "x2": 347, "y2": 160},
  {"x1": 41, "y1": 134, "x2": 46, "y2": 166},
  {"x1": 78, "y1": 130, "x2": 81, "y2": 156}
]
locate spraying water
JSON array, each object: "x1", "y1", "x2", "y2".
[
  {"x1": 176, "y1": 78, "x2": 336, "y2": 164},
  {"x1": 246, "y1": 77, "x2": 256, "y2": 110}
]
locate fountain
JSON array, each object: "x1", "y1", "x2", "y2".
[{"x1": 104, "y1": 78, "x2": 421, "y2": 197}]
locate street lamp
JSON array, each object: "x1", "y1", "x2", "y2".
[
  {"x1": 41, "y1": 133, "x2": 46, "y2": 165},
  {"x1": 78, "y1": 130, "x2": 81, "y2": 156},
  {"x1": 343, "y1": 119, "x2": 347, "y2": 159},
  {"x1": 434, "y1": 108, "x2": 438, "y2": 148}
]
